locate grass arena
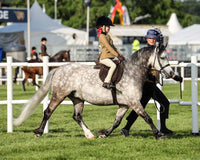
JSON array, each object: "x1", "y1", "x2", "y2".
[{"x1": 0, "y1": 78, "x2": 200, "y2": 159}]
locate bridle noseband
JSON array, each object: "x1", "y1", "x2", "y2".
[
  {"x1": 152, "y1": 47, "x2": 170, "y2": 72},
  {"x1": 151, "y1": 46, "x2": 171, "y2": 86}
]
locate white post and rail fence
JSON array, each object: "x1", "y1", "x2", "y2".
[{"x1": 0, "y1": 56, "x2": 199, "y2": 135}]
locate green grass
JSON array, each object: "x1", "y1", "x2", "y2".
[{"x1": 0, "y1": 81, "x2": 200, "y2": 160}]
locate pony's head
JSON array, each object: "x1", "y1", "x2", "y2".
[
  {"x1": 63, "y1": 50, "x2": 70, "y2": 62},
  {"x1": 148, "y1": 43, "x2": 174, "y2": 78}
]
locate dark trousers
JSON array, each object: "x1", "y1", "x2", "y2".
[{"x1": 126, "y1": 81, "x2": 170, "y2": 128}]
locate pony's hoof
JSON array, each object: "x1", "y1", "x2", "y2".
[
  {"x1": 35, "y1": 133, "x2": 42, "y2": 137},
  {"x1": 156, "y1": 135, "x2": 164, "y2": 140},
  {"x1": 85, "y1": 132, "x2": 95, "y2": 139},
  {"x1": 156, "y1": 132, "x2": 165, "y2": 140},
  {"x1": 88, "y1": 136, "x2": 95, "y2": 140},
  {"x1": 99, "y1": 135, "x2": 107, "y2": 138},
  {"x1": 33, "y1": 129, "x2": 43, "y2": 137}
]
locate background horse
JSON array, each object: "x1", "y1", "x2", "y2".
[
  {"x1": 14, "y1": 44, "x2": 175, "y2": 140},
  {"x1": 21, "y1": 50, "x2": 70, "y2": 91}
]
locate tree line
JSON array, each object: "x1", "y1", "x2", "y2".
[{"x1": 2, "y1": 0, "x2": 200, "y2": 28}]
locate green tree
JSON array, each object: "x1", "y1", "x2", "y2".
[
  {"x1": 7, "y1": 0, "x2": 194, "y2": 28},
  {"x1": 124, "y1": 0, "x2": 191, "y2": 27},
  {"x1": 182, "y1": 0, "x2": 200, "y2": 24}
]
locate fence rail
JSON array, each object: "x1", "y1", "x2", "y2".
[{"x1": 1, "y1": 56, "x2": 199, "y2": 135}]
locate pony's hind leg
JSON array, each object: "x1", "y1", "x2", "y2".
[
  {"x1": 98, "y1": 105, "x2": 129, "y2": 138},
  {"x1": 13, "y1": 67, "x2": 19, "y2": 83},
  {"x1": 69, "y1": 96, "x2": 95, "y2": 139},
  {"x1": 22, "y1": 72, "x2": 30, "y2": 91},
  {"x1": 34, "y1": 95, "x2": 65, "y2": 137},
  {"x1": 130, "y1": 102, "x2": 164, "y2": 140}
]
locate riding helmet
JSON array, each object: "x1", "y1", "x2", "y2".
[
  {"x1": 144, "y1": 29, "x2": 159, "y2": 40},
  {"x1": 41, "y1": 37, "x2": 47, "y2": 41},
  {"x1": 32, "y1": 46, "x2": 36, "y2": 50},
  {"x1": 96, "y1": 15, "x2": 114, "y2": 29}
]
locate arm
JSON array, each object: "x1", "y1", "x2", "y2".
[
  {"x1": 41, "y1": 45, "x2": 45, "y2": 55},
  {"x1": 41, "y1": 45, "x2": 50, "y2": 57},
  {"x1": 31, "y1": 52, "x2": 34, "y2": 59},
  {"x1": 99, "y1": 34, "x2": 119, "y2": 57}
]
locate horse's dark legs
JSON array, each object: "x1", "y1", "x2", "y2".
[
  {"x1": 98, "y1": 105, "x2": 128, "y2": 138},
  {"x1": 13, "y1": 67, "x2": 19, "y2": 83},
  {"x1": 34, "y1": 108, "x2": 50, "y2": 137},
  {"x1": 22, "y1": 72, "x2": 31, "y2": 91},
  {"x1": 34, "y1": 96, "x2": 65, "y2": 137},
  {"x1": 31, "y1": 74, "x2": 40, "y2": 88},
  {"x1": 22, "y1": 80, "x2": 26, "y2": 91},
  {"x1": 69, "y1": 96, "x2": 95, "y2": 139}
]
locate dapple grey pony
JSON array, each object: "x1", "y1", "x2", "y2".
[{"x1": 14, "y1": 44, "x2": 175, "y2": 140}]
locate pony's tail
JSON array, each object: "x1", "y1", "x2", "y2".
[{"x1": 13, "y1": 69, "x2": 56, "y2": 126}]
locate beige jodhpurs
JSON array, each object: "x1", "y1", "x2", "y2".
[
  {"x1": 100, "y1": 58, "x2": 116, "y2": 83},
  {"x1": 40, "y1": 55, "x2": 43, "y2": 61}
]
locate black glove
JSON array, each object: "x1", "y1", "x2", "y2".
[{"x1": 173, "y1": 75, "x2": 183, "y2": 83}]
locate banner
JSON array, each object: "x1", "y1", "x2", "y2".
[
  {"x1": 0, "y1": 8, "x2": 27, "y2": 23},
  {"x1": 83, "y1": 0, "x2": 91, "y2": 7}
]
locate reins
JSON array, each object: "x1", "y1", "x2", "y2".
[
  {"x1": 151, "y1": 47, "x2": 167, "y2": 112},
  {"x1": 153, "y1": 89, "x2": 165, "y2": 114},
  {"x1": 151, "y1": 46, "x2": 171, "y2": 86},
  {"x1": 152, "y1": 47, "x2": 170, "y2": 72}
]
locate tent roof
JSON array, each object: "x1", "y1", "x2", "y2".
[
  {"x1": 29, "y1": 1, "x2": 67, "y2": 32},
  {"x1": 167, "y1": 13, "x2": 182, "y2": 35},
  {"x1": 0, "y1": 0, "x2": 87, "y2": 48},
  {"x1": 0, "y1": 1, "x2": 84, "y2": 34},
  {"x1": 109, "y1": 24, "x2": 170, "y2": 37},
  {"x1": 168, "y1": 24, "x2": 200, "y2": 45}
]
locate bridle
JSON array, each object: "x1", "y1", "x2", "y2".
[
  {"x1": 151, "y1": 46, "x2": 171, "y2": 86},
  {"x1": 152, "y1": 47, "x2": 170, "y2": 72}
]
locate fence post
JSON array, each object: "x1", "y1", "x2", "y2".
[
  {"x1": 156, "y1": 80, "x2": 162, "y2": 131},
  {"x1": 181, "y1": 66, "x2": 184, "y2": 91},
  {"x1": 35, "y1": 74, "x2": 39, "y2": 91},
  {"x1": 0, "y1": 68, "x2": 2, "y2": 85},
  {"x1": 191, "y1": 55, "x2": 199, "y2": 135},
  {"x1": 7, "y1": 56, "x2": 13, "y2": 132},
  {"x1": 43, "y1": 56, "x2": 49, "y2": 133}
]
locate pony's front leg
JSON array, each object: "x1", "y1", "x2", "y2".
[
  {"x1": 98, "y1": 105, "x2": 128, "y2": 138},
  {"x1": 130, "y1": 102, "x2": 164, "y2": 140},
  {"x1": 31, "y1": 74, "x2": 40, "y2": 88},
  {"x1": 71, "y1": 99, "x2": 95, "y2": 139}
]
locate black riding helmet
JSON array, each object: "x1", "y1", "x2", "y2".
[
  {"x1": 96, "y1": 16, "x2": 114, "y2": 29},
  {"x1": 41, "y1": 37, "x2": 47, "y2": 41}
]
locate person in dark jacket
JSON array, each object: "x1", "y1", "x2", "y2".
[
  {"x1": 31, "y1": 46, "x2": 39, "y2": 60},
  {"x1": 40, "y1": 37, "x2": 50, "y2": 61},
  {"x1": 121, "y1": 28, "x2": 183, "y2": 136}
]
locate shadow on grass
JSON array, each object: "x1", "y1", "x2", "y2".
[
  {"x1": 2, "y1": 127, "x2": 199, "y2": 139},
  {"x1": 121, "y1": 129, "x2": 199, "y2": 139}
]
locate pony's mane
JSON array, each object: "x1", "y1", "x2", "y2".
[
  {"x1": 128, "y1": 46, "x2": 155, "y2": 63},
  {"x1": 53, "y1": 50, "x2": 66, "y2": 57}
]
